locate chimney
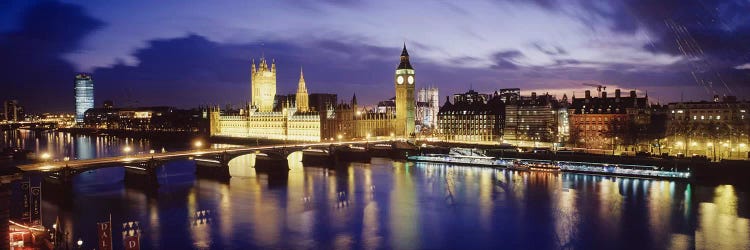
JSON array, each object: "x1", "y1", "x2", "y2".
[
  {"x1": 615, "y1": 89, "x2": 621, "y2": 98},
  {"x1": 602, "y1": 91, "x2": 607, "y2": 99},
  {"x1": 585, "y1": 90, "x2": 591, "y2": 99},
  {"x1": 630, "y1": 90, "x2": 636, "y2": 98}
]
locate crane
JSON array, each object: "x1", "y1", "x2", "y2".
[{"x1": 582, "y1": 83, "x2": 606, "y2": 97}]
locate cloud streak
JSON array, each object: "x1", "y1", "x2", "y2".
[{"x1": 1, "y1": 0, "x2": 749, "y2": 112}]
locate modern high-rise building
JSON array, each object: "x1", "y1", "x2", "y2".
[
  {"x1": 74, "y1": 73, "x2": 94, "y2": 123},
  {"x1": 3, "y1": 100, "x2": 24, "y2": 122}
]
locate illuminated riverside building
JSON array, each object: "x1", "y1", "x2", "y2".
[
  {"x1": 437, "y1": 93, "x2": 505, "y2": 143},
  {"x1": 210, "y1": 61, "x2": 324, "y2": 141},
  {"x1": 84, "y1": 106, "x2": 207, "y2": 131},
  {"x1": 210, "y1": 44, "x2": 417, "y2": 141},
  {"x1": 2, "y1": 100, "x2": 24, "y2": 122},
  {"x1": 416, "y1": 87, "x2": 439, "y2": 132},
  {"x1": 502, "y1": 92, "x2": 566, "y2": 146},
  {"x1": 74, "y1": 73, "x2": 94, "y2": 123},
  {"x1": 568, "y1": 89, "x2": 650, "y2": 150},
  {"x1": 666, "y1": 95, "x2": 750, "y2": 159}
]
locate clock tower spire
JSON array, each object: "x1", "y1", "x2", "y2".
[{"x1": 395, "y1": 43, "x2": 416, "y2": 138}]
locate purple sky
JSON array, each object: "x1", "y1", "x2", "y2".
[{"x1": 1, "y1": 0, "x2": 749, "y2": 113}]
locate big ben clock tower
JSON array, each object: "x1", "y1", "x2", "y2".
[{"x1": 395, "y1": 43, "x2": 415, "y2": 138}]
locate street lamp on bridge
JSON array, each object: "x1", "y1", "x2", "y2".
[
  {"x1": 123, "y1": 146, "x2": 132, "y2": 157},
  {"x1": 41, "y1": 152, "x2": 51, "y2": 162}
]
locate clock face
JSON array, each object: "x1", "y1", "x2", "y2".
[
  {"x1": 397, "y1": 76, "x2": 404, "y2": 84},
  {"x1": 407, "y1": 75, "x2": 414, "y2": 84}
]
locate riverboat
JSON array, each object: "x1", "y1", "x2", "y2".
[
  {"x1": 557, "y1": 161, "x2": 691, "y2": 179},
  {"x1": 507, "y1": 160, "x2": 531, "y2": 171},
  {"x1": 407, "y1": 153, "x2": 502, "y2": 167}
]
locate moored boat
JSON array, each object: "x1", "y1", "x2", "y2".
[
  {"x1": 507, "y1": 160, "x2": 531, "y2": 171},
  {"x1": 527, "y1": 160, "x2": 560, "y2": 172}
]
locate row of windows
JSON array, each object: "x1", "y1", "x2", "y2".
[
  {"x1": 439, "y1": 115, "x2": 497, "y2": 119},
  {"x1": 571, "y1": 116, "x2": 624, "y2": 122}
]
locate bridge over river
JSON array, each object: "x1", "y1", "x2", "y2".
[{"x1": 17, "y1": 140, "x2": 396, "y2": 192}]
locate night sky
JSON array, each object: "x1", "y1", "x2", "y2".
[{"x1": 1, "y1": 0, "x2": 749, "y2": 113}]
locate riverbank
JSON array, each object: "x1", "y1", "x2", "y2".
[
  {"x1": 424, "y1": 140, "x2": 750, "y2": 188},
  {"x1": 59, "y1": 127, "x2": 205, "y2": 141}
]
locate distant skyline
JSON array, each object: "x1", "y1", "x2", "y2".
[{"x1": 1, "y1": 0, "x2": 749, "y2": 113}]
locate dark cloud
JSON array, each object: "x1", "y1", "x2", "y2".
[
  {"x1": 91, "y1": 35, "x2": 404, "y2": 108},
  {"x1": 506, "y1": 0, "x2": 750, "y2": 98},
  {"x1": 531, "y1": 42, "x2": 567, "y2": 56},
  {"x1": 490, "y1": 50, "x2": 523, "y2": 70},
  {"x1": 3, "y1": 0, "x2": 749, "y2": 114},
  {"x1": 0, "y1": 1, "x2": 104, "y2": 113}
]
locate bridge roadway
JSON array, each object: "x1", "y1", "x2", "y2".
[{"x1": 17, "y1": 140, "x2": 391, "y2": 173}]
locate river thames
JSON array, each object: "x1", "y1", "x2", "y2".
[{"x1": 3, "y1": 130, "x2": 750, "y2": 249}]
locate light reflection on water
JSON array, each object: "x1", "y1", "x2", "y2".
[{"x1": 3, "y1": 131, "x2": 750, "y2": 249}]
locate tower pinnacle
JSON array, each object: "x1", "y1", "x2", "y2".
[
  {"x1": 296, "y1": 66, "x2": 309, "y2": 112},
  {"x1": 397, "y1": 43, "x2": 413, "y2": 70}
]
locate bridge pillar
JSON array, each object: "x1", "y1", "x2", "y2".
[
  {"x1": 254, "y1": 149, "x2": 290, "y2": 173},
  {"x1": 333, "y1": 145, "x2": 372, "y2": 163},
  {"x1": 43, "y1": 167, "x2": 75, "y2": 195},
  {"x1": 123, "y1": 160, "x2": 161, "y2": 190},
  {"x1": 194, "y1": 153, "x2": 231, "y2": 180}
]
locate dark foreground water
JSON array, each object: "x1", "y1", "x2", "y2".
[{"x1": 3, "y1": 130, "x2": 750, "y2": 249}]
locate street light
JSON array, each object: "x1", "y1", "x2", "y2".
[
  {"x1": 194, "y1": 140, "x2": 203, "y2": 149},
  {"x1": 123, "y1": 146, "x2": 132, "y2": 157},
  {"x1": 41, "y1": 152, "x2": 51, "y2": 161},
  {"x1": 77, "y1": 238, "x2": 83, "y2": 249}
]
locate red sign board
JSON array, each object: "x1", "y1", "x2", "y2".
[
  {"x1": 97, "y1": 221, "x2": 113, "y2": 250},
  {"x1": 123, "y1": 235, "x2": 140, "y2": 250}
]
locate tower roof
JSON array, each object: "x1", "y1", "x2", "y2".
[
  {"x1": 397, "y1": 43, "x2": 413, "y2": 70},
  {"x1": 297, "y1": 67, "x2": 307, "y2": 93}
]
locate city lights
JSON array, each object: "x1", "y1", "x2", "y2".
[
  {"x1": 123, "y1": 146, "x2": 132, "y2": 157},
  {"x1": 3, "y1": 2, "x2": 750, "y2": 249}
]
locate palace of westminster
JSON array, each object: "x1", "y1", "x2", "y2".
[{"x1": 209, "y1": 44, "x2": 436, "y2": 142}]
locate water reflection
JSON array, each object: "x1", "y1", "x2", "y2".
[
  {"x1": 696, "y1": 185, "x2": 750, "y2": 249},
  {"x1": 5, "y1": 132, "x2": 750, "y2": 249}
]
